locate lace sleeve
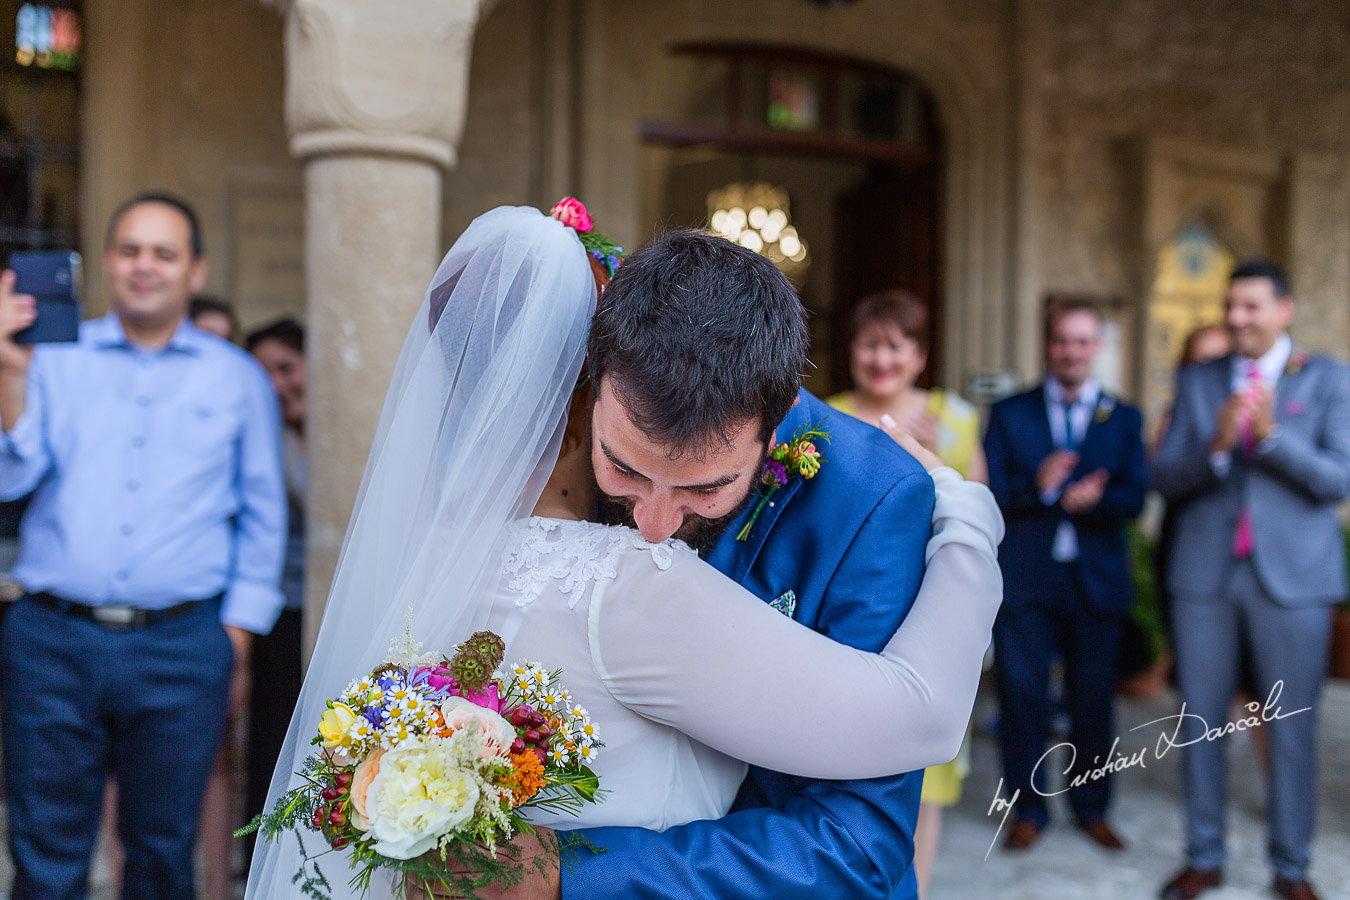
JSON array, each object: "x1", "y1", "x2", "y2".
[{"x1": 589, "y1": 467, "x2": 1003, "y2": 780}]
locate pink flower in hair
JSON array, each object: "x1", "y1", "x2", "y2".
[{"x1": 550, "y1": 198, "x2": 593, "y2": 233}]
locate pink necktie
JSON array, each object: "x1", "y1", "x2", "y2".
[{"x1": 1232, "y1": 360, "x2": 1261, "y2": 559}]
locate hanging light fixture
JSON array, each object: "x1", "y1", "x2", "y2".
[{"x1": 707, "y1": 182, "x2": 809, "y2": 280}]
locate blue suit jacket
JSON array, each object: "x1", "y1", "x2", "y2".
[
  {"x1": 564, "y1": 388, "x2": 935, "y2": 900},
  {"x1": 983, "y1": 384, "x2": 1146, "y2": 612}
]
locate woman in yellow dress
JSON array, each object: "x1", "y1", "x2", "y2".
[{"x1": 826, "y1": 289, "x2": 986, "y2": 899}]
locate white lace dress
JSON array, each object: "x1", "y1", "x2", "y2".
[{"x1": 483, "y1": 467, "x2": 1003, "y2": 832}]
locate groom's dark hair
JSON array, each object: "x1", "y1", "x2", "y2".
[{"x1": 587, "y1": 229, "x2": 809, "y2": 454}]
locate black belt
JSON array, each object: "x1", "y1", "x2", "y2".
[{"x1": 27, "y1": 591, "x2": 221, "y2": 629}]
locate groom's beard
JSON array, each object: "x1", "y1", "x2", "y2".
[{"x1": 593, "y1": 475, "x2": 761, "y2": 556}]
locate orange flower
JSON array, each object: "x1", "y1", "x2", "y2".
[{"x1": 504, "y1": 750, "x2": 546, "y2": 805}]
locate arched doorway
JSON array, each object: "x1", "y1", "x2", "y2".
[{"x1": 639, "y1": 43, "x2": 943, "y2": 394}]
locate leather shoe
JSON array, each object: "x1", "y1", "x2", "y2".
[
  {"x1": 1003, "y1": 818, "x2": 1043, "y2": 851},
  {"x1": 1078, "y1": 818, "x2": 1126, "y2": 850},
  {"x1": 1272, "y1": 876, "x2": 1322, "y2": 900},
  {"x1": 1160, "y1": 867, "x2": 1222, "y2": 900}
]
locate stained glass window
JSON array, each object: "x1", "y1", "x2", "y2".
[{"x1": 15, "y1": 3, "x2": 80, "y2": 71}]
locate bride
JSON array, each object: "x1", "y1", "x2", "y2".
[{"x1": 245, "y1": 205, "x2": 1003, "y2": 898}]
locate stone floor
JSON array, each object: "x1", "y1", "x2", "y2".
[
  {"x1": 932, "y1": 682, "x2": 1350, "y2": 900},
  {"x1": 3, "y1": 682, "x2": 1348, "y2": 899}
]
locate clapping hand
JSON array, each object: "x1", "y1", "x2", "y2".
[
  {"x1": 1248, "y1": 383, "x2": 1275, "y2": 442},
  {"x1": 1212, "y1": 384, "x2": 1274, "y2": 452},
  {"x1": 904, "y1": 408, "x2": 941, "y2": 454},
  {"x1": 1061, "y1": 469, "x2": 1109, "y2": 514},
  {"x1": 1036, "y1": 450, "x2": 1079, "y2": 495},
  {"x1": 880, "y1": 414, "x2": 945, "y2": 472}
]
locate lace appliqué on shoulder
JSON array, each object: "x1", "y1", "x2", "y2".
[
  {"x1": 627, "y1": 532, "x2": 688, "y2": 571},
  {"x1": 500, "y1": 519, "x2": 694, "y2": 609},
  {"x1": 501, "y1": 519, "x2": 628, "y2": 609}
]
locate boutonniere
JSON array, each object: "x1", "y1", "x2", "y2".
[
  {"x1": 1093, "y1": 395, "x2": 1116, "y2": 424},
  {"x1": 735, "y1": 419, "x2": 830, "y2": 541},
  {"x1": 1285, "y1": 349, "x2": 1309, "y2": 376}
]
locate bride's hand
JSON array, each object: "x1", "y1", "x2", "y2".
[
  {"x1": 880, "y1": 414, "x2": 947, "y2": 473},
  {"x1": 402, "y1": 828, "x2": 562, "y2": 900}
]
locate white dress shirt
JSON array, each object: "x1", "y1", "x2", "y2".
[{"x1": 1042, "y1": 376, "x2": 1100, "y2": 562}]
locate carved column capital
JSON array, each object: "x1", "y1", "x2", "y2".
[{"x1": 283, "y1": 0, "x2": 480, "y2": 168}]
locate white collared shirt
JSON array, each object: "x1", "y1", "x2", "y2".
[
  {"x1": 1210, "y1": 332, "x2": 1292, "y2": 476},
  {"x1": 1042, "y1": 376, "x2": 1101, "y2": 563},
  {"x1": 1044, "y1": 376, "x2": 1101, "y2": 453},
  {"x1": 1231, "y1": 332, "x2": 1292, "y2": 393}
]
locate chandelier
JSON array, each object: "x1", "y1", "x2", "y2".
[{"x1": 707, "y1": 182, "x2": 809, "y2": 279}]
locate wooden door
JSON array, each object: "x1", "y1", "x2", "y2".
[{"x1": 831, "y1": 164, "x2": 941, "y2": 391}]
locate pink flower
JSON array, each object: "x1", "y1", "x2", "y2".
[
  {"x1": 439, "y1": 697, "x2": 515, "y2": 759},
  {"x1": 550, "y1": 197, "x2": 593, "y2": 233},
  {"x1": 451, "y1": 681, "x2": 503, "y2": 714},
  {"x1": 420, "y1": 666, "x2": 456, "y2": 693}
]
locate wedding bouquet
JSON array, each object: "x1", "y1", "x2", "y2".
[{"x1": 244, "y1": 630, "x2": 603, "y2": 898}]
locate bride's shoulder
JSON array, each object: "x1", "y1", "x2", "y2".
[{"x1": 499, "y1": 517, "x2": 698, "y2": 602}]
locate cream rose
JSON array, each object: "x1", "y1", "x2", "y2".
[
  {"x1": 365, "y1": 739, "x2": 479, "y2": 860},
  {"x1": 439, "y1": 696, "x2": 516, "y2": 759}
]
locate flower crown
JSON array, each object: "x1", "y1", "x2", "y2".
[{"x1": 548, "y1": 197, "x2": 626, "y2": 278}]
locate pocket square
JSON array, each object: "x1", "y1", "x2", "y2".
[
  {"x1": 769, "y1": 590, "x2": 797, "y2": 619},
  {"x1": 1283, "y1": 400, "x2": 1305, "y2": 416}
]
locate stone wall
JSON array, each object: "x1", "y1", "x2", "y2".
[
  {"x1": 1029, "y1": 0, "x2": 1350, "y2": 407},
  {"x1": 82, "y1": 0, "x2": 299, "y2": 326}
]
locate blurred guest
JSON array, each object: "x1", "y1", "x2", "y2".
[
  {"x1": 828, "y1": 289, "x2": 986, "y2": 480},
  {"x1": 984, "y1": 299, "x2": 1146, "y2": 852},
  {"x1": 1153, "y1": 262, "x2": 1350, "y2": 900},
  {"x1": 1155, "y1": 325, "x2": 1268, "y2": 762},
  {"x1": 189, "y1": 294, "x2": 240, "y2": 343},
  {"x1": 0, "y1": 192, "x2": 286, "y2": 899},
  {"x1": 826, "y1": 289, "x2": 983, "y2": 897},
  {"x1": 243, "y1": 317, "x2": 307, "y2": 861}
]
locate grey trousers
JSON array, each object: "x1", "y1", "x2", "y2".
[{"x1": 1171, "y1": 560, "x2": 1332, "y2": 879}]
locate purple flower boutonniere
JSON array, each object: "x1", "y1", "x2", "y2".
[
  {"x1": 735, "y1": 420, "x2": 830, "y2": 541},
  {"x1": 1285, "y1": 349, "x2": 1309, "y2": 376}
]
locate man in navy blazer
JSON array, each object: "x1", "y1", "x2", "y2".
[{"x1": 984, "y1": 299, "x2": 1146, "y2": 851}]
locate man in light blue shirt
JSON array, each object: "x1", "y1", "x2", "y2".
[{"x1": 0, "y1": 193, "x2": 286, "y2": 899}]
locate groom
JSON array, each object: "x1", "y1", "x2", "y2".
[{"x1": 490, "y1": 230, "x2": 937, "y2": 899}]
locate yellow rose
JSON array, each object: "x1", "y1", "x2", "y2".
[{"x1": 318, "y1": 702, "x2": 358, "y2": 748}]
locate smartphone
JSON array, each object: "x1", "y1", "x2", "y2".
[{"x1": 9, "y1": 250, "x2": 82, "y2": 344}]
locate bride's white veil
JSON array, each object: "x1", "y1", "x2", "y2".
[{"x1": 245, "y1": 206, "x2": 598, "y2": 898}]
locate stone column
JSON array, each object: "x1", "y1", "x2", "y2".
[{"x1": 279, "y1": 0, "x2": 481, "y2": 655}]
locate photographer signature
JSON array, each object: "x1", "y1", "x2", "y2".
[{"x1": 984, "y1": 680, "x2": 1309, "y2": 859}]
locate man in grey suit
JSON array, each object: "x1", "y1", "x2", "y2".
[{"x1": 1153, "y1": 260, "x2": 1350, "y2": 900}]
